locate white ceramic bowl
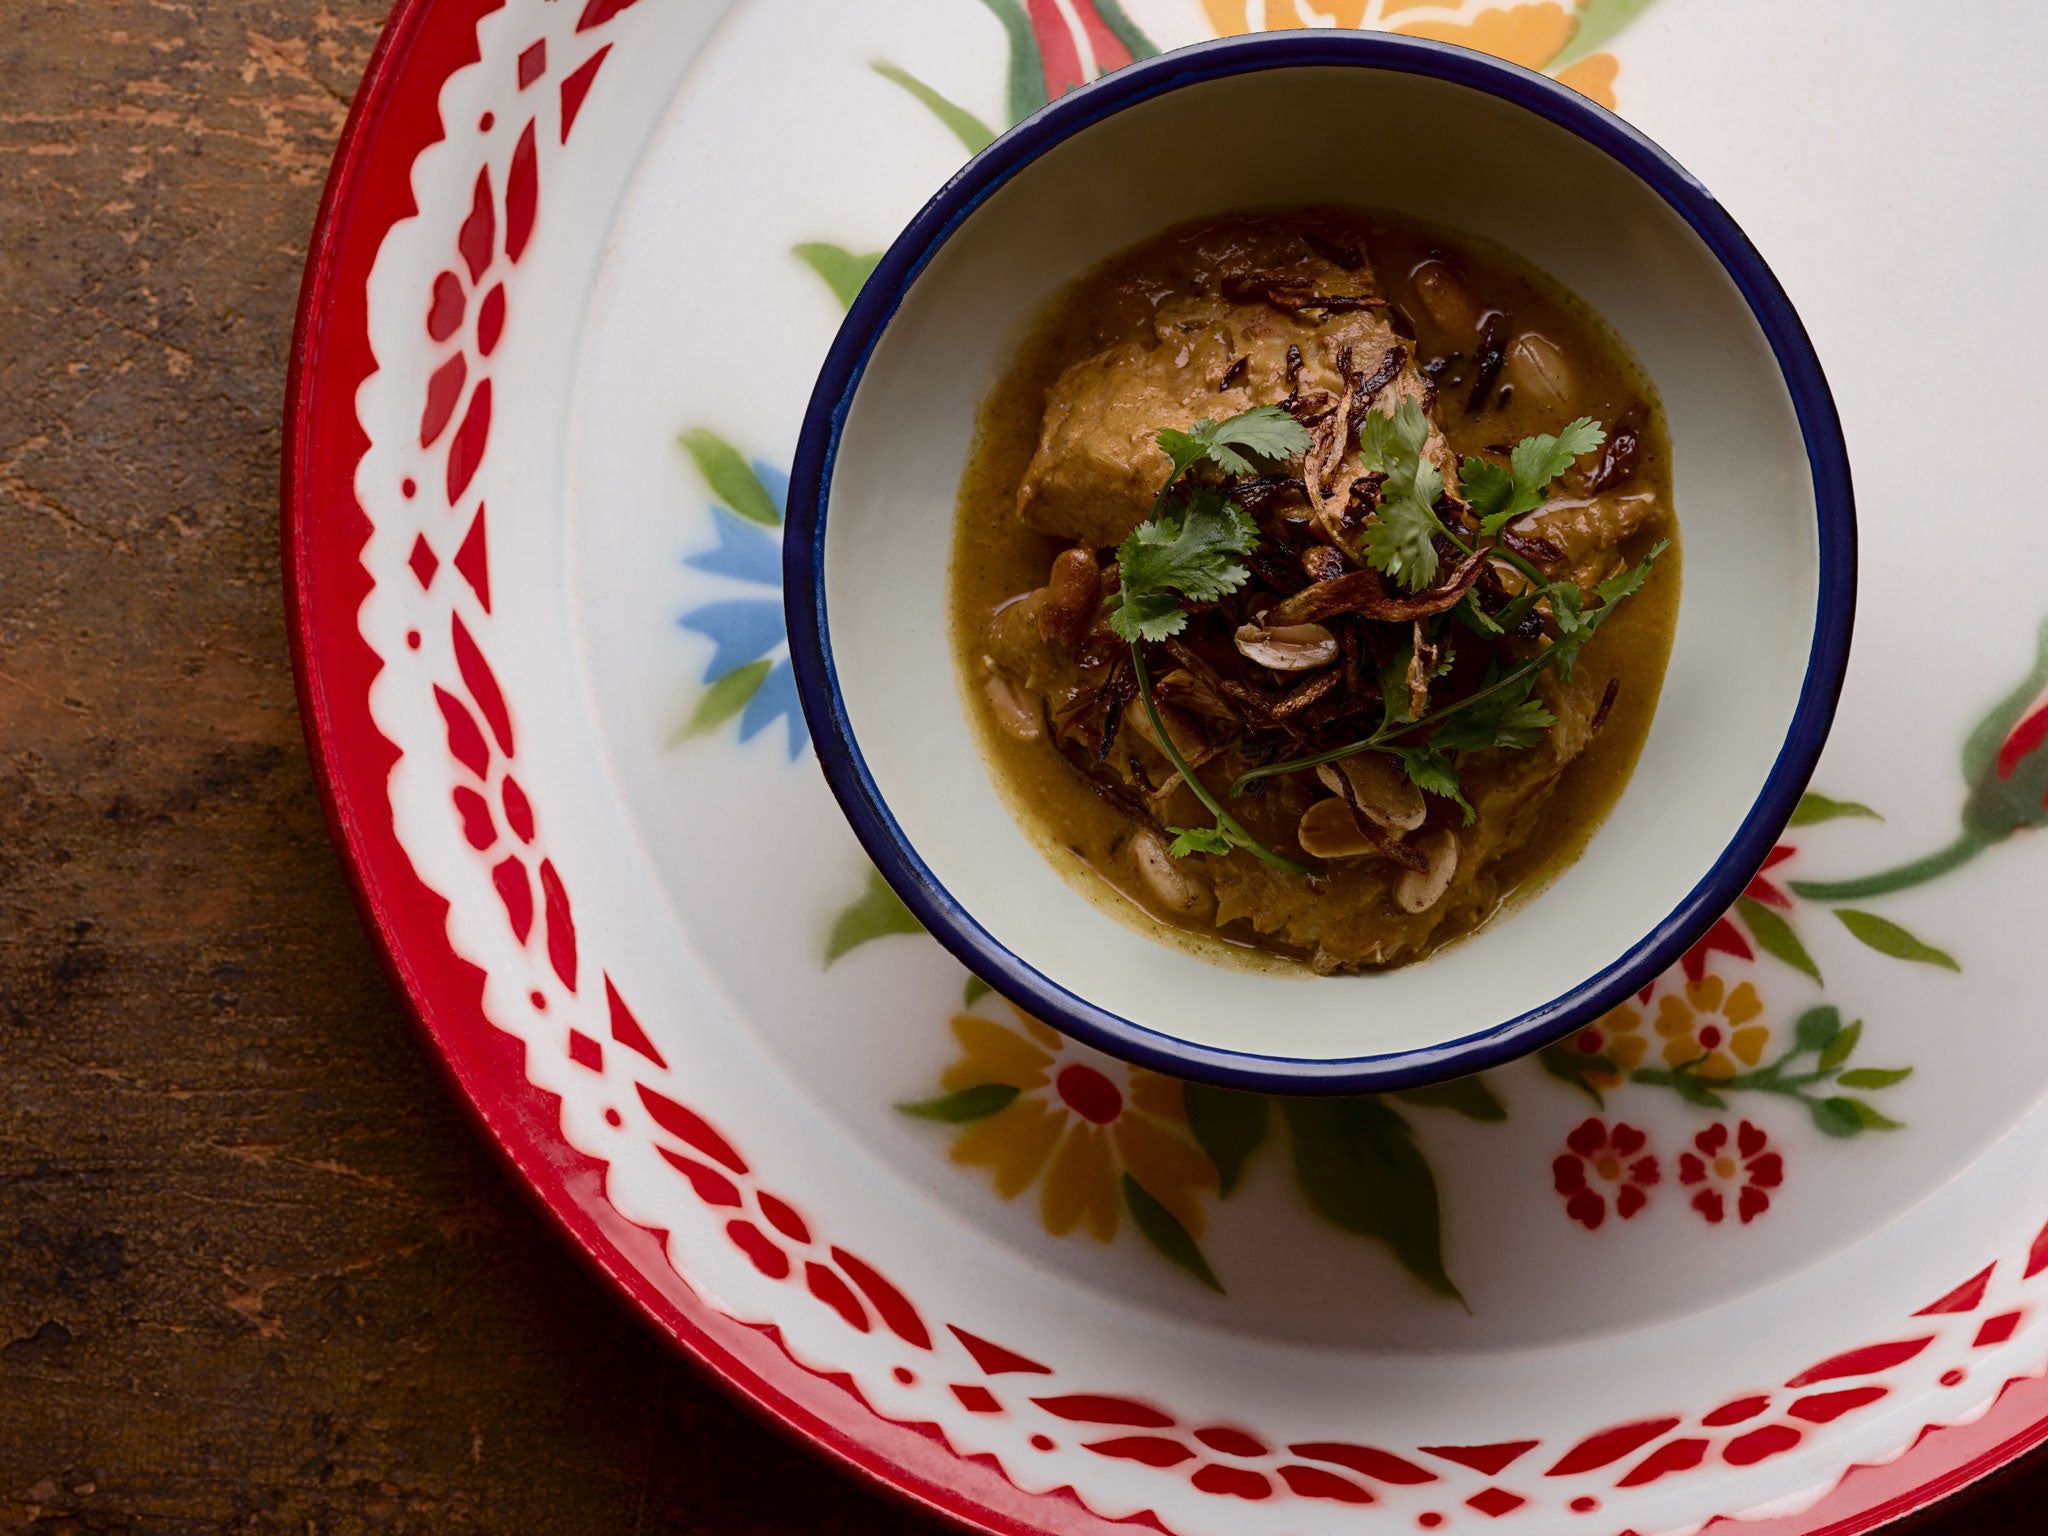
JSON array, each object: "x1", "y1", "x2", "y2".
[{"x1": 786, "y1": 32, "x2": 1853, "y2": 1093}]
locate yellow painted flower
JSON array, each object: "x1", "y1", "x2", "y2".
[
  {"x1": 1203, "y1": 0, "x2": 1368, "y2": 32},
  {"x1": 1198, "y1": 1, "x2": 1624, "y2": 110},
  {"x1": 1570, "y1": 998, "x2": 1651, "y2": 1091},
  {"x1": 1654, "y1": 973, "x2": 1768, "y2": 1080},
  {"x1": 940, "y1": 1009, "x2": 1217, "y2": 1241},
  {"x1": 1391, "y1": 1, "x2": 1577, "y2": 69}
]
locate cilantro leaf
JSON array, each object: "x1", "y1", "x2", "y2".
[
  {"x1": 1485, "y1": 696, "x2": 1558, "y2": 749},
  {"x1": 1512, "y1": 416, "x2": 1606, "y2": 497},
  {"x1": 1205, "y1": 404, "x2": 1314, "y2": 474},
  {"x1": 1469, "y1": 416, "x2": 1606, "y2": 537},
  {"x1": 1357, "y1": 394, "x2": 1433, "y2": 474},
  {"x1": 1430, "y1": 681, "x2": 1555, "y2": 756},
  {"x1": 1155, "y1": 405, "x2": 1311, "y2": 483},
  {"x1": 1391, "y1": 746, "x2": 1475, "y2": 824},
  {"x1": 1377, "y1": 633, "x2": 1416, "y2": 729},
  {"x1": 1549, "y1": 581, "x2": 1587, "y2": 638},
  {"x1": 1111, "y1": 591, "x2": 1191, "y2": 643},
  {"x1": 1156, "y1": 425, "x2": 1214, "y2": 483},
  {"x1": 1106, "y1": 487, "x2": 1259, "y2": 643},
  {"x1": 1455, "y1": 592, "x2": 1504, "y2": 638},
  {"x1": 1355, "y1": 399, "x2": 1454, "y2": 592},
  {"x1": 1594, "y1": 538, "x2": 1669, "y2": 610},
  {"x1": 1458, "y1": 458, "x2": 1515, "y2": 521},
  {"x1": 1168, "y1": 825, "x2": 1233, "y2": 858},
  {"x1": 1360, "y1": 491, "x2": 1443, "y2": 591},
  {"x1": 1546, "y1": 538, "x2": 1668, "y2": 680}
]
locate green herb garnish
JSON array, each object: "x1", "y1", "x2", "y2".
[
  {"x1": 1105, "y1": 486, "x2": 1261, "y2": 643},
  {"x1": 1355, "y1": 397, "x2": 1454, "y2": 591},
  {"x1": 1232, "y1": 538, "x2": 1667, "y2": 808},
  {"x1": 1460, "y1": 416, "x2": 1605, "y2": 535},
  {"x1": 1099, "y1": 394, "x2": 1657, "y2": 864},
  {"x1": 1156, "y1": 404, "x2": 1313, "y2": 482},
  {"x1": 1134, "y1": 648, "x2": 1307, "y2": 875},
  {"x1": 1167, "y1": 825, "x2": 1234, "y2": 857}
]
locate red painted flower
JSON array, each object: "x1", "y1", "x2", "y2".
[
  {"x1": 1744, "y1": 844, "x2": 1798, "y2": 909},
  {"x1": 1968, "y1": 650, "x2": 2048, "y2": 841},
  {"x1": 1679, "y1": 1121, "x2": 1784, "y2": 1225},
  {"x1": 1553, "y1": 1119, "x2": 1660, "y2": 1229},
  {"x1": 1679, "y1": 844, "x2": 1797, "y2": 981},
  {"x1": 1026, "y1": 0, "x2": 1150, "y2": 101}
]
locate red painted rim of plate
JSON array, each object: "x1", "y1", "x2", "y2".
[{"x1": 279, "y1": 2, "x2": 2048, "y2": 1531}]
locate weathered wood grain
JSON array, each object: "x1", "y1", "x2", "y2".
[
  {"x1": 0, "y1": 3, "x2": 944, "y2": 1530},
  {"x1": 0, "y1": 2, "x2": 2034, "y2": 1532}
]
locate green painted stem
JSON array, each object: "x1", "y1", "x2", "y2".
[{"x1": 1788, "y1": 832, "x2": 1988, "y2": 902}]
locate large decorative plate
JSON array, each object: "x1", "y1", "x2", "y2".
[{"x1": 285, "y1": 2, "x2": 2048, "y2": 1532}]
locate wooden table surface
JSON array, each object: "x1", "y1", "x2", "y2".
[{"x1": 0, "y1": 3, "x2": 2041, "y2": 1531}]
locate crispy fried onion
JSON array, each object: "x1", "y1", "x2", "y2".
[{"x1": 1266, "y1": 548, "x2": 1489, "y2": 626}]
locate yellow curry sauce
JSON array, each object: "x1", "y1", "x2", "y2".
[{"x1": 950, "y1": 207, "x2": 1680, "y2": 973}]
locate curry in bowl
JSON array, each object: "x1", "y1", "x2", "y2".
[{"x1": 952, "y1": 208, "x2": 1679, "y2": 973}]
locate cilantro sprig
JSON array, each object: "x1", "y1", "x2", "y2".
[
  {"x1": 1355, "y1": 397, "x2": 1453, "y2": 591},
  {"x1": 1134, "y1": 648, "x2": 1308, "y2": 875},
  {"x1": 1098, "y1": 395, "x2": 1657, "y2": 867},
  {"x1": 1460, "y1": 417, "x2": 1605, "y2": 536},
  {"x1": 1157, "y1": 404, "x2": 1313, "y2": 482},
  {"x1": 1107, "y1": 406, "x2": 1313, "y2": 872},
  {"x1": 1105, "y1": 406, "x2": 1309, "y2": 645},
  {"x1": 1231, "y1": 539, "x2": 1668, "y2": 810},
  {"x1": 1105, "y1": 488, "x2": 1260, "y2": 643}
]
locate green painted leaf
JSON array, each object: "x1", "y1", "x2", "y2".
[
  {"x1": 793, "y1": 242, "x2": 883, "y2": 311},
  {"x1": 1837, "y1": 1067, "x2": 1912, "y2": 1089},
  {"x1": 671, "y1": 659, "x2": 770, "y2": 745},
  {"x1": 1091, "y1": 0, "x2": 1159, "y2": 61},
  {"x1": 1281, "y1": 1099, "x2": 1461, "y2": 1302},
  {"x1": 1737, "y1": 897, "x2": 1821, "y2": 983},
  {"x1": 679, "y1": 428, "x2": 781, "y2": 527},
  {"x1": 1790, "y1": 793, "x2": 1884, "y2": 827},
  {"x1": 1964, "y1": 616, "x2": 2048, "y2": 786},
  {"x1": 1122, "y1": 1174, "x2": 1223, "y2": 1294},
  {"x1": 1793, "y1": 1006, "x2": 1841, "y2": 1053},
  {"x1": 1835, "y1": 909, "x2": 1960, "y2": 971},
  {"x1": 1183, "y1": 1085, "x2": 1269, "y2": 1197},
  {"x1": 1671, "y1": 1073, "x2": 1730, "y2": 1111},
  {"x1": 1817, "y1": 1019, "x2": 1862, "y2": 1072},
  {"x1": 1394, "y1": 1075, "x2": 1507, "y2": 1123},
  {"x1": 897, "y1": 1083, "x2": 1019, "y2": 1123},
  {"x1": 825, "y1": 869, "x2": 924, "y2": 965},
  {"x1": 1843, "y1": 1097, "x2": 1904, "y2": 1130},
  {"x1": 1550, "y1": 0, "x2": 1661, "y2": 69},
  {"x1": 963, "y1": 975, "x2": 993, "y2": 1007},
  {"x1": 1811, "y1": 1097, "x2": 1865, "y2": 1138},
  {"x1": 871, "y1": 61, "x2": 996, "y2": 153},
  {"x1": 973, "y1": 0, "x2": 1049, "y2": 124},
  {"x1": 1538, "y1": 1044, "x2": 1606, "y2": 1107}
]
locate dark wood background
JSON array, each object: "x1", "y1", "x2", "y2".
[{"x1": 0, "y1": 2, "x2": 2038, "y2": 1531}]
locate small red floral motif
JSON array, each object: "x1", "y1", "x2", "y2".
[
  {"x1": 1679, "y1": 1121, "x2": 1784, "y2": 1225},
  {"x1": 1553, "y1": 1119, "x2": 1659, "y2": 1229},
  {"x1": 1744, "y1": 844, "x2": 1798, "y2": 908}
]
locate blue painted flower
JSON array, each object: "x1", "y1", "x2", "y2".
[{"x1": 675, "y1": 434, "x2": 807, "y2": 759}]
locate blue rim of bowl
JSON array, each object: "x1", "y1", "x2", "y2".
[{"x1": 785, "y1": 30, "x2": 1856, "y2": 1095}]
